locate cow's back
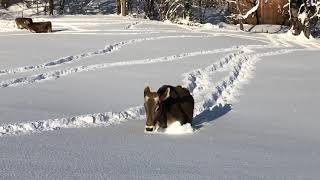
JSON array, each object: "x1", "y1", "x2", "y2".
[
  {"x1": 172, "y1": 86, "x2": 194, "y2": 124},
  {"x1": 158, "y1": 85, "x2": 194, "y2": 126},
  {"x1": 27, "y1": 22, "x2": 52, "y2": 33}
]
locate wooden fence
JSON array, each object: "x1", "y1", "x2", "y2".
[{"x1": 229, "y1": 0, "x2": 290, "y2": 25}]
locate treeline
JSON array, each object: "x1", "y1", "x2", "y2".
[
  {"x1": 115, "y1": 0, "x2": 227, "y2": 22},
  {"x1": 0, "y1": 0, "x2": 9, "y2": 8},
  {"x1": 0, "y1": 0, "x2": 228, "y2": 22},
  {"x1": 1, "y1": 0, "x2": 319, "y2": 38}
]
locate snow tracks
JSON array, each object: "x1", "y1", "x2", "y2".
[
  {"x1": 0, "y1": 46, "x2": 295, "y2": 136},
  {"x1": 0, "y1": 35, "x2": 210, "y2": 76},
  {"x1": 0, "y1": 25, "x2": 307, "y2": 136}
]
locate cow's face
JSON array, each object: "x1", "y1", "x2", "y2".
[
  {"x1": 144, "y1": 86, "x2": 160, "y2": 131},
  {"x1": 144, "y1": 86, "x2": 173, "y2": 131},
  {"x1": 25, "y1": 20, "x2": 32, "y2": 25}
]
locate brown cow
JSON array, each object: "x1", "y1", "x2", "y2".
[
  {"x1": 15, "y1": 18, "x2": 33, "y2": 29},
  {"x1": 144, "y1": 85, "x2": 194, "y2": 132},
  {"x1": 26, "y1": 21, "x2": 52, "y2": 33}
]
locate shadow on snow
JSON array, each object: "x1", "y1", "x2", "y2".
[{"x1": 193, "y1": 103, "x2": 232, "y2": 130}]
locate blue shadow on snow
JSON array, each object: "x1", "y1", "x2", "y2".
[{"x1": 193, "y1": 104, "x2": 232, "y2": 129}]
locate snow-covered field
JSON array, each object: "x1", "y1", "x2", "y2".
[{"x1": 0, "y1": 15, "x2": 320, "y2": 179}]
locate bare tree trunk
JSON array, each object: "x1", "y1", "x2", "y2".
[
  {"x1": 198, "y1": 0, "x2": 202, "y2": 22},
  {"x1": 36, "y1": 1, "x2": 39, "y2": 15},
  {"x1": 292, "y1": 17, "x2": 303, "y2": 35},
  {"x1": 159, "y1": 0, "x2": 167, "y2": 21},
  {"x1": 303, "y1": 17, "x2": 311, "y2": 38},
  {"x1": 144, "y1": 0, "x2": 152, "y2": 18},
  {"x1": 44, "y1": 4, "x2": 47, "y2": 15},
  {"x1": 1, "y1": 0, "x2": 8, "y2": 8},
  {"x1": 239, "y1": 18, "x2": 244, "y2": 31},
  {"x1": 127, "y1": 0, "x2": 132, "y2": 14},
  {"x1": 49, "y1": 0, "x2": 54, "y2": 15},
  {"x1": 184, "y1": 0, "x2": 192, "y2": 20},
  {"x1": 116, "y1": 0, "x2": 121, "y2": 15},
  {"x1": 145, "y1": 0, "x2": 154, "y2": 19},
  {"x1": 59, "y1": 0, "x2": 65, "y2": 15},
  {"x1": 255, "y1": 10, "x2": 259, "y2": 24},
  {"x1": 121, "y1": 0, "x2": 126, "y2": 16},
  {"x1": 150, "y1": 0, "x2": 154, "y2": 18}
]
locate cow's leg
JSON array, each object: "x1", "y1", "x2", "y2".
[{"x1": 48, "y1": 26, "x2": 52, "y2": 33}]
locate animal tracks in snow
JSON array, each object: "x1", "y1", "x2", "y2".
[
  {"x1": 0, "y1": 19, "x2": 314, "y2": 136},
  {"x1": 0, "y1": 46, "x2": 297, "y2": 136},
  {"x1": 0, "y1": 35, "x2": 211, "y2": 77},
  {"x1": 0, "y1": 106, "x2": 145, "y2": 136},
  {"x1": 124, "y1": 21, "x2": 142, "y2": 29},
  {"x1": 0, "y1": 46, "x2": 243, "y2": 88}
]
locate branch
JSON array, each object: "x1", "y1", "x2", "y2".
[{"x1": 238, "y1": 0, "x2": 259, "y2": 19}]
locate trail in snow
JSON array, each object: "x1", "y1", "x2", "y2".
[
  {"x1": 172, "y1": 20, "x2": 320, "y2": 49},
  {"x1": 1, "y1": 17, "x2": 314, "y2": 136},
  {"x1": 187, "y1": 48, "x2": 299, "y2": 121},
  {"x1": 124, "y1": 21, "x2": 142, "y2": 29},
  {"x1": 0, "y1": 47, "x2": 299, "y2": 136},
  {"x1": 264, "y1": 33, "x2": 320, "y2": 49},
  {"x1": 0, "y1": 47, "x2": 242, "y2": 88},
  {"x1": 0, "y1": 35, "x2": 210, "y2": 77},
  {"x1": 0, "y1": 31, "x2": 163, "y2": 37},
  {"x1": 0, "y1": 106, "x2": 144, "y2": 136}
]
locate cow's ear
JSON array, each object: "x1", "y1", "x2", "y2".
[
  {"x1": 144, "y1": 86, "x2": 151, "y2": 97},
  {"x1": 163, "y1": 87, "x2": 170, "y2": 100},
  {"x1": 162, "y1": 87, "x2": 177, "y2": 100}
]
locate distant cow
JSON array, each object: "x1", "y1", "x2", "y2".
[
  {"x1": 15, "y1": 17, "x2": 33, "y2": 29},
  {"x1": 27, "y1": 21, "x2": 52, "y2": 33},
  {"x1": 144, "y1": 85, "x2": 194, "y2": 132}
]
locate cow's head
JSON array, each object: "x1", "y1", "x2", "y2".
[
  {"x1": 144, "y1": 86, "x2": 160, "y2": 131},
  {"x1": 144, "y1": 86, "x2": 175, "y2": 132},
  {"x1": 25, "y1": 20, "x2": 32, "y2": 25}
]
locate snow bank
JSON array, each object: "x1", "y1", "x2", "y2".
[
  {"x1": 0, "y1": 106, "x2": 144, "y2": 136},
  {"x1": 164, "y1": 122, "x2": 194, "y2": 135},
  {"x1": 0, "y1": 20, "x2": 17, "y2": 32},
  {"x1": 7, "y1": 3, "x2": 45, "y2": 17},
  {"x1": 276, "y1": 31, "x2": 320, "y2": 49},
  {"x1": 0, "y1": 46, "x2": 239, "y2": 88},
  {"x1": 145, "y1": 122, "x2": 194, "y2": 135},
  {"x1": 0, "y1": 35, "x2": 210, "y2": 77},
  {"x1": 0, "y1": 46, "x2": 270, "y2": 136},
  {"x1": 1, "y1": 15, "x2": 316, "y2": 138}
]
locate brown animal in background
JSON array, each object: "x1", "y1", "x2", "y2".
[
  {"x1": 15, "y1": 18, "x2": 33, "y2": 29},
  {"x1": 26, "y1": 21, "x2": 52, "y2": 33},
  {"x1": 144, "y1": 85, "x2": 194, "y2": 132}
]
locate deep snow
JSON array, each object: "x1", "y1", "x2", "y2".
[{"x1": 0, "y1": 15, "x2": 320, "y2": 179}]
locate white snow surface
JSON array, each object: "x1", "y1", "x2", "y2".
[
  {"x1": 0, "y1": 15, "x2": 320, "y2": 179},
  {"x1": 164, "y1": 122, "x2": 194, "y2": 135}
]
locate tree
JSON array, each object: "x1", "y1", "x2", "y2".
[
  {"x1": 145, "y1": 0, "x2": 155, "y2": 18},
  {"x1": 127, "y1": 0, "x2": 133, "y2": 14},
  {"x1": 121, "y1": 0, "x2": 127, "y2": 16},
  {"x1": 228, "y1": 0, "x2": 260, "y2": 30},
  {"x1": 161, "y1": 0, "x2": 191, "y2": 21},
  {"x1": 227, "y1": 0, "x2": 320, "y2": 37},
  {"x1": 116, "y1": 0, "x2": 121, "y2": 15},
  {"x1": 289, "y1": 0, "x2": 319, "y2": 38},
  {"x1": 59, "y1": 0, "x2": 65, "y2": 15},
  {"x1": 159, "y1": 0, "x2": 168, "y2": 20},
  {"x1": 0, "y1": 0, "x2": 9, "y2": 8},
  {"x1": 49, "y1": 0, "x2": 54, "y2": 15}
]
